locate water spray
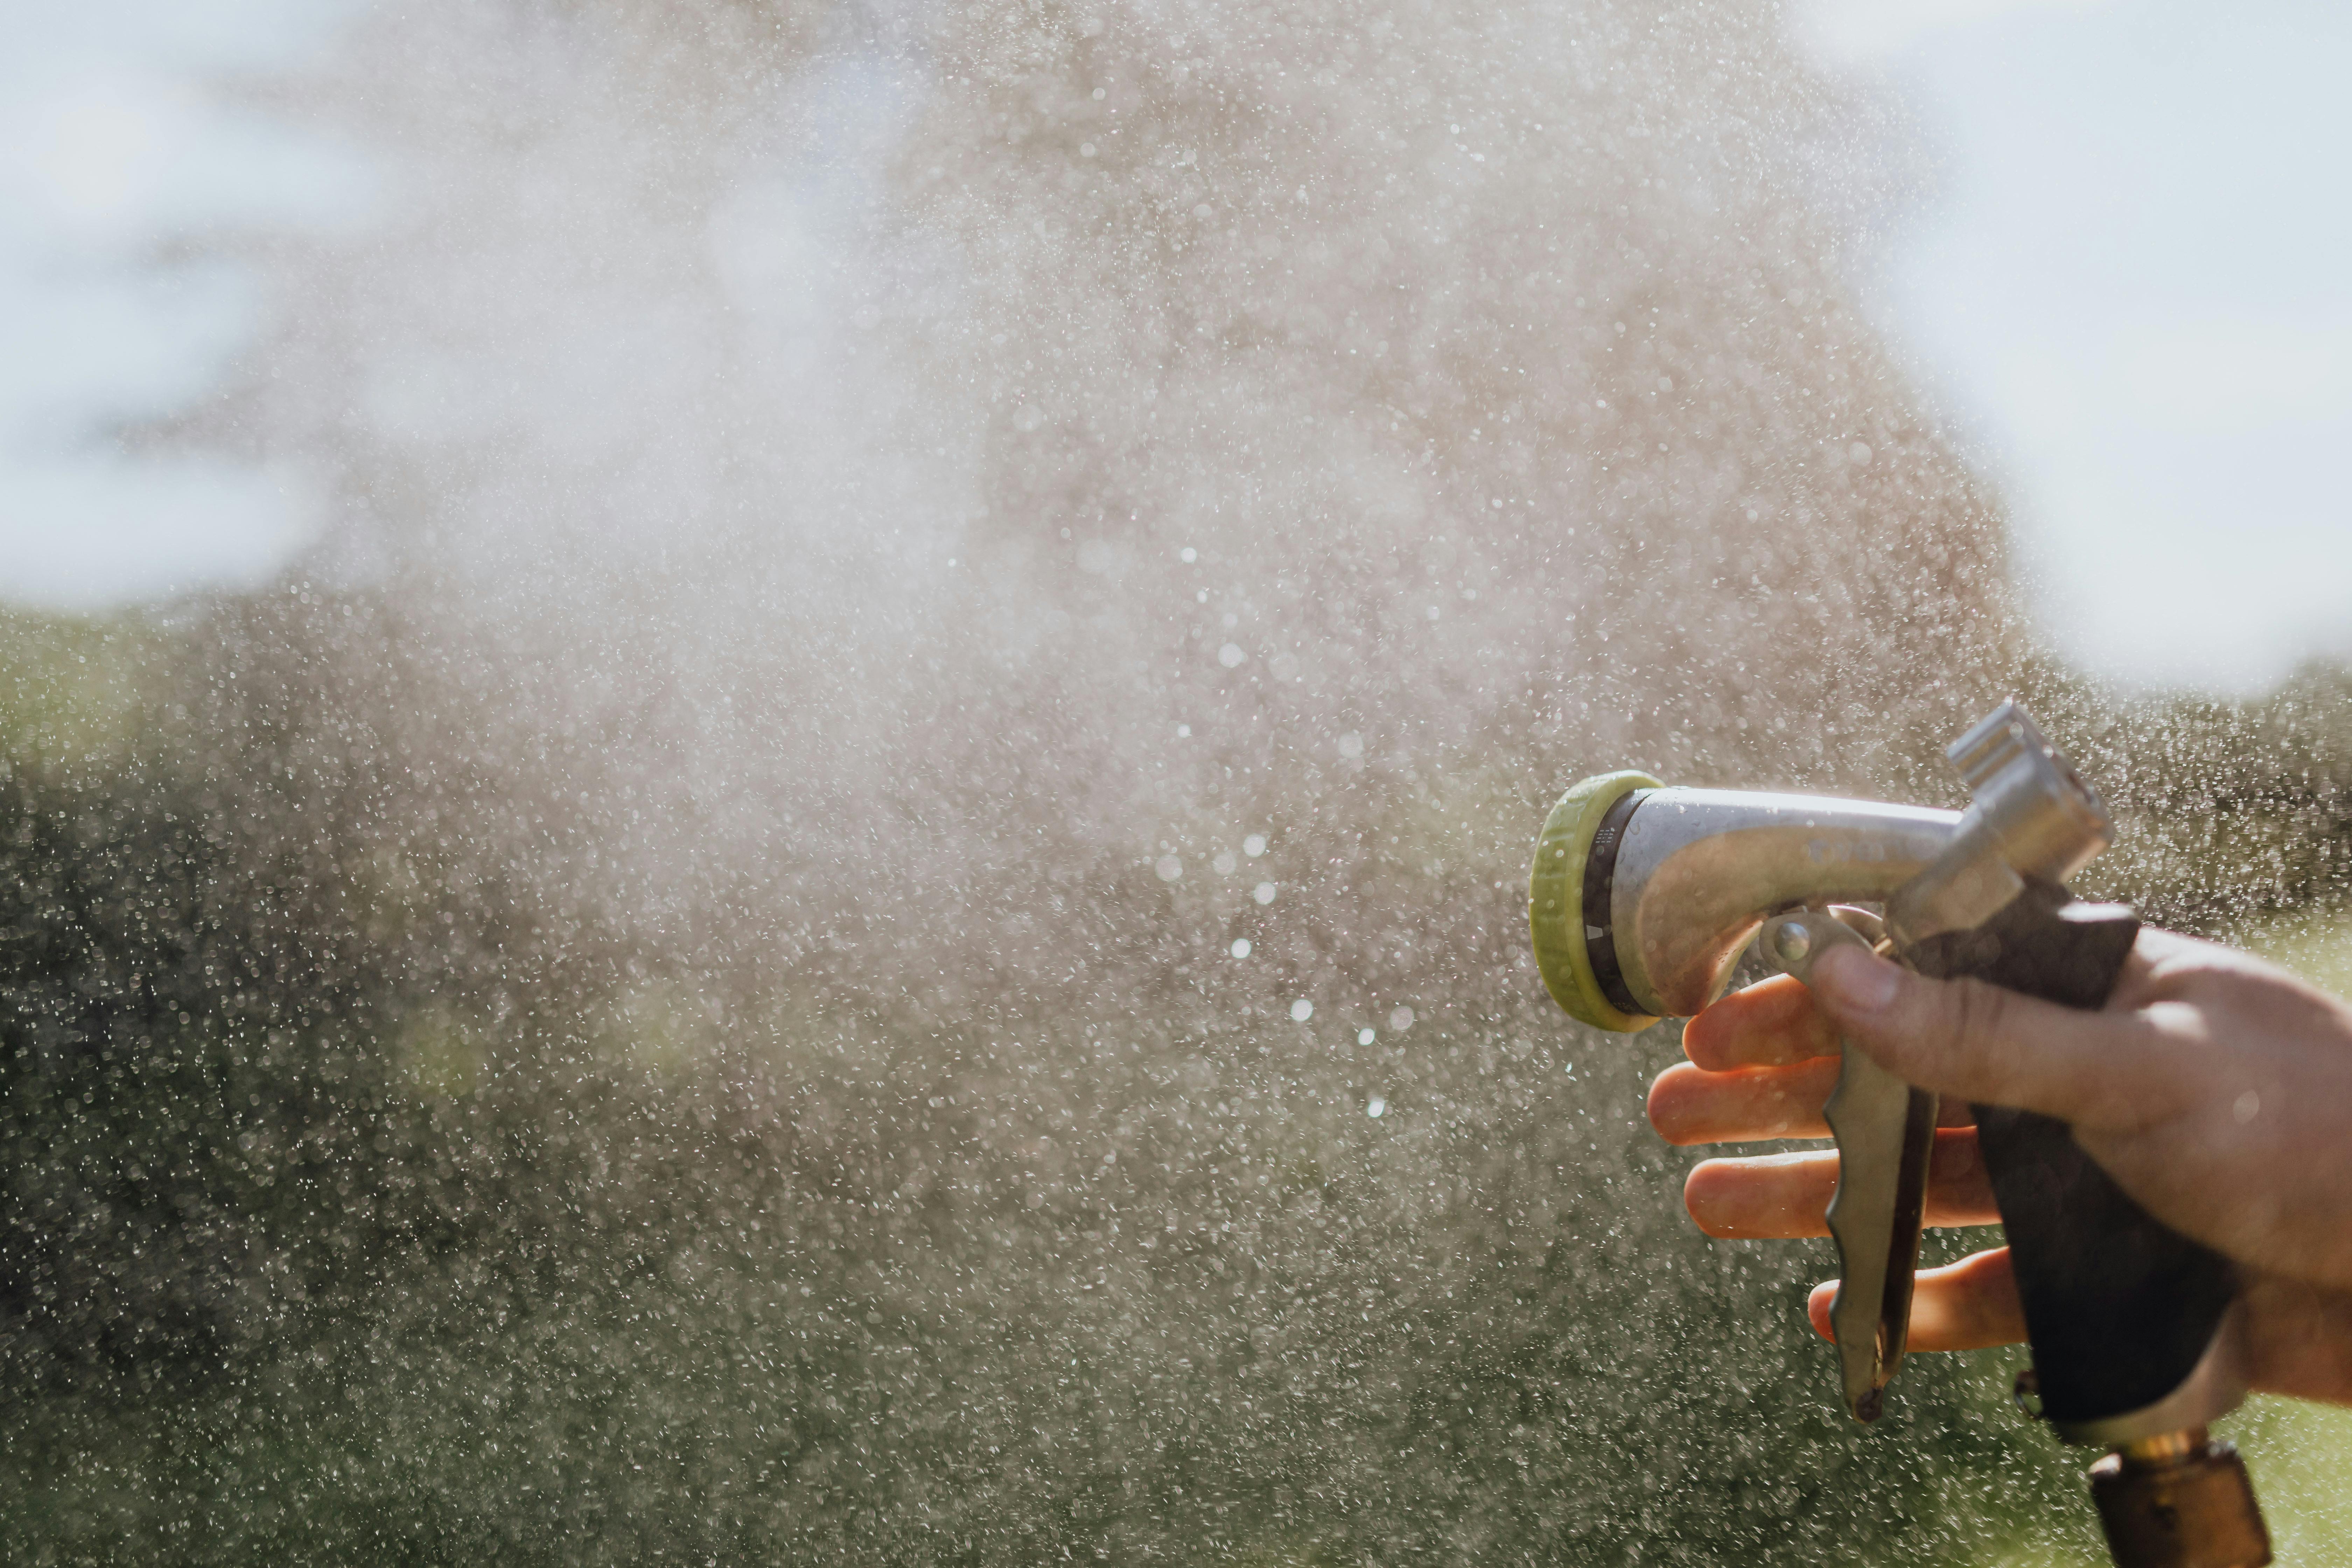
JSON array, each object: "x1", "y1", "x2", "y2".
[{"x1": 1530, "y1": 703, "x2": 2271, "y2": 1568}]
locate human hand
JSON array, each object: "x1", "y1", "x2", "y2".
[{"x1": 1646, "y1": 927, "x2": 2352, "y2": 1406}]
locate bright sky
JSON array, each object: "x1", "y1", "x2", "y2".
[
  {"x1": 1798, "y1": 0, "x2": 2352, "y2": 691},
  {"x1": 0, "y1": 0, "x2": 360, "y2": 607},
  {"x1": 4, "y1": 0, "x2": 2346, "y2": 693}
]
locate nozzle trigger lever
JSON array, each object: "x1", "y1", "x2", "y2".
[{"x1": 1759, "y1": 908, "x2": 1939, "y2": 1423}]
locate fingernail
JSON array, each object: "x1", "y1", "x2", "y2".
[{"x1": 1816, "y1": 944, "x2": 1900, "y2": 1013}]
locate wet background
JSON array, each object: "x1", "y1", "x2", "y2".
[{"x1": 3, "y1": 0, "x2": 2350, "y2": 1562}]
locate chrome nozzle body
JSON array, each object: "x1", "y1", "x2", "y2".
[
  {"x1": 1600, "y1": 790, "x2": 1959, "y2": 1018},
  {"x1": 1592, "y1": 705, "x2": 2113, "y2": 1020}
]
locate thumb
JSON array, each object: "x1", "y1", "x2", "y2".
[{"x1": 1808, "y1": 943, "x2": 2148, "y2": 1123}]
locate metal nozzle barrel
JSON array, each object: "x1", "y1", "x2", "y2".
[{"x1": 1528, "y1": 775, "x2": 1960, "y2": 1024}]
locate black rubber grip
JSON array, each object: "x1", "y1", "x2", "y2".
[{"x1": 1902, "y1": 882, "x2": 2239, "y2": 1428}]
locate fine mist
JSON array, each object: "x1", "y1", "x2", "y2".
[
  {"x1": 221, "y1": 0, "x2": 2028, "y2": 1002},
  {"x1": 4, "y1": 0, "x2": 2348, "y2": 1562}
]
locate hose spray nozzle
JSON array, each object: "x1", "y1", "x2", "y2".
[{"x1": 1527, "y1": 701, "x2": 2270, "y2": 1568}]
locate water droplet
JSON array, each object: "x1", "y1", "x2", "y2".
[
  {"x1": 1357, "y1": 1028, "x2": 1376, "y2": 1045},
  {"x1": 1847, "y1": 441, "x2": 1873, "y2": 465},
  {"x1": 1155, "y1": 855, "x2": 1182, "y2": 881},
  {"x1": 2234, "y1": 1090, "x2": 2261, "y2": 1124},
  {"x1": 1253, "y1": 882, "x2": 1276, "y2": 905},
  {"x1": 1290, "y1": 999, "x2": 1314, "y2": 1022},
  {"x1": 1243, "y1": 834, "x2": 1267, "y2": 857},
  {"x1": 1218, "y1": 643, "x2": 1245, "y2": 667},
  {"x1": 1176, "y1": 722, "x2": 1191, "y2": 737},
  {"x1": 1179, "y1": 546, "x2": 1197, "y2": 562},
  {"x1": 1230, "y1": 938, "x2": 1251, "y2": 958},
  {"x1": 1367, "y1": 1096, "x2": 1386, "y2": 1118},
  {"x1": 1336, "y1": 732, "x2": 1363, "y2": 758},
  {"x1": 1388, "y1": 1006, "x2": 1415, "y2": 1031},
  {"x1": 1212, "y1": 850, "x2": 1237, "y2": 873}
]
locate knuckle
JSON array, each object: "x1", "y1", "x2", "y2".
[{"x1": 1935, "y1": 977, "x2": 2012, "y2": 1070}]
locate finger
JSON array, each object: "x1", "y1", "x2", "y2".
[
  {"x1": 2103, "y1": 926, "x2": 2196, "y2": 1009},
  {"x1": 1810, "y1": 944, "x2": 2165, "y2": 1126},
  {"x1": 1648, "y1": 1058, "x2": 1840, "y2": 1144},
  {"x1": 1683, "y1": 1129, "x2": 1997, "y2": 1239},
  {"x1": 1806, "y1": 1246, "x2": 2024, "y2": 1351},
  {"x1": 1650, "y1": 1060, "x2": 1977, "y2": 1146},
  {"x1": 1682, "y1": 973, "x2": 1838, "y2": 1070}
]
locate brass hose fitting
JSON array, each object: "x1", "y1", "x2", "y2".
[{"x1": 2090, "y1": 1427, "x2": 2270, "y2": 1568}]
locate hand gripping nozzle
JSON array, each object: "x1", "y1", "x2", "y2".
[
  {"x1": 1765, "y1": 703, "x2": 2270, "y2": 1567},
  {"x1": 1754, "y1": 702, "x2": 2120, "y2": 1423}
]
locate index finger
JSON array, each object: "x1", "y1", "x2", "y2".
[
  {"x1": 1682, "y1": 972, "x2": 1839, "y2": 1070},
  {"x1": 1813, "y1": 945, "x2": 2175, "y2": 1128}
]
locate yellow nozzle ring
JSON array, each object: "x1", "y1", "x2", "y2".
[{"x1": 1528, "y1": 769, "x2": 1662, "y2": 1032}]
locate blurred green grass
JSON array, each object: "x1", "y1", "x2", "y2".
[
  {"x1": 2216, "y1": 911, "x2": 2352, "y2": 1568},
  {"x1": 1, "y1": 601, "x2": 2347, "y2": 1565}
]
